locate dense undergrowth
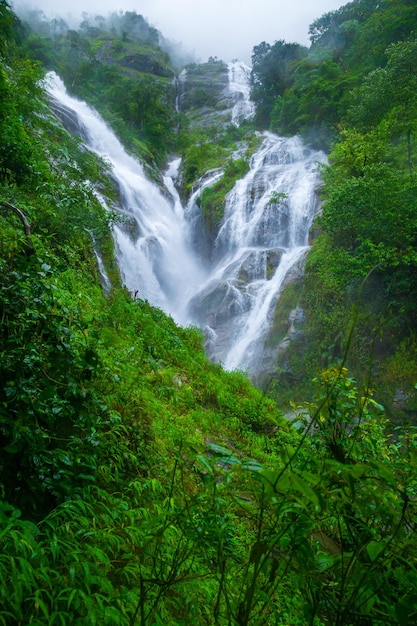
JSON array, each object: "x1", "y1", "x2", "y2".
[
  {"x1": 2, "y1": 222, "x2": 417, "y2": 624},
  {"x1": 2, "y1": 0, "x2": 417, "y2": 623}
]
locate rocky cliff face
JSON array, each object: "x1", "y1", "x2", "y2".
[
  {"x1": 118, "y1": 53, "x2": 173, "y2": 77},
  {"x1": 178, "y1": 60, "x2": 240, "y2": 129},
  {"x1": 178, "y1": 60, "x2": 229, "y2": 109}
]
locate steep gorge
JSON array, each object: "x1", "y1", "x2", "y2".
[{"x1": 45, "y1": 62, "x2": 325, "y2": 385}]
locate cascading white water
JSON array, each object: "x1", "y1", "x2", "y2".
[
  {"x1": 44, "y1": 72, "x2": 205, "y2": 323},
  {"x1": 187, "y1": 133, "x2": 326, "y2": 374},
  {"x1": 44, "y1": 68, "x2": 326, "y2": 380},
  {"x1": 227, "y1": 61, "x2": 255, "y2": 126}
]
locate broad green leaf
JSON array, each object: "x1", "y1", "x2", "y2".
[{"x1": 366, "y1": 540, "x2": 385, "y2": 562}]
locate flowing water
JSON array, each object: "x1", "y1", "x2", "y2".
[
  {"x1": 227, "y1": 61, "x2": 255, "y2": 126},
  {"x1": 187, "y1": 132, "x2": 326, "y2": 374},
  {"x1": 44, "y1": 66, "x2": 326, "y2": 379},
  {"x1": 45, "y1": 72, "x2": 204, "y2": 322}
]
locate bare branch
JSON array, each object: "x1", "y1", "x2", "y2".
[
  {"x1": 1, "y1": 200, "x2": 35, "y2": 255},
  {"x1": 1, "y1": 200, "x2": 32, "y2": 236}
]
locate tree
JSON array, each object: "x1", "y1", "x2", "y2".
[
  {"x1": 271, "y1": 57, "x2": 354, "y2": 148},
  {"x1": 250, "y1": 40, "x2": 307, "y2": 128},
  {"x1": 0, "y1": 0, "x2": 14, "y2": 55},
  {"x1": 349, "y1": 39, "x2": 417, "y2": 177},
  {"x1": 383, "y1": 39, "x2": 417, "y2": 177}
]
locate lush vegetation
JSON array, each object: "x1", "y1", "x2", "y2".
[
  {"x1": 251, "y1": 0, "x2": 417, "y2": 420},
  {"x1": 21, "y1": 8, "x2": 177, "y2": 166},
  {"x1": 198, "y1": 158, "x2": 250, "y2": 237},
  {"x1": 1, "y1": 0, "x2": 417, "y2": 623},
  {"x1": 251, "y1": 0, "x2": 417, "y2": 150}
]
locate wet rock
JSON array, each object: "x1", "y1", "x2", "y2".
[
  {"x1": 253, "y1": 304, "x2": 306, "y2": 388},
  {"x1": 189, "y1": 278, "x2": 250, "y2": 326},
  {"x1": 178, "y1": 61, "x2": 229, "y2": 112},
  {"x1": 237, "y1": 248, "x2": 284, "y2": 283},
  {"x1": 119, "y1": 54, "x2": 172, "y2": 77}
]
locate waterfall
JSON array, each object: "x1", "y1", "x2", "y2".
[
  {"x1": 188, "y1": 133, "x2": 326, "y2": 375},
  {"x1": 44, "y1": 72, "x2": 205, "y2": 324},
  {"x1": 227, "y1": 61, "x2": 255, "y2": 127},
  {"x1": 44, "y1": 69, "x2": 326, "y2": 380}
]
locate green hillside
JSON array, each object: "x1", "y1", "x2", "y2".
[{"x1": 1, "y1": 1, "x2": 417, "y2": 624}]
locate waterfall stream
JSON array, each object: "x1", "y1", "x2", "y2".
[
  {"x1": 44, "y1": 64, "x2": 326, "y2": 379},
  {"x1": 45, "y1": 72, "x2": 205, "y2": 322},
  {"x1": 187, "y1": 132, "x2": 326, "y2": 375},
  {"x1": 227, "y1": 61, "x2": 255, "y2": 126}
]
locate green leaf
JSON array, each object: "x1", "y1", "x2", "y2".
[
  {"x1": 241, "y1": 460, "x2": 263, "y2": 471},
  {"x1": 395, "y1": 594, "x2": 417, "y2": 626},
  {"x1": 316, "y1": 552, "x2": 334, "y2": 571},
  {"x1": 366, "y1": 540, "x2": 384, "y2": 562},
  {"x1": 195, "y1": 454, "x2": 214, "y2": 475},
  {"x1": 206, "y1": 442, "x2": 234, "y2": 456}
]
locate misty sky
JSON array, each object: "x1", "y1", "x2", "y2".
[{"x1": 11, "y1": 0, "x2": 346, "y2": 64}]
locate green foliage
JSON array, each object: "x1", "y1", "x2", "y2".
[
  {"x1": 180, "y1": 137, "x2": 224, "y2": 193},
  {"x1": 180, "y1": 128, "x2": 243, "y2": 197},
  {"x1": 349, "y1": 38, "x2": 417, "y2": 176},
  {"x1": 0, "y1": 248, "x2": 110, "y2": 519},
  {"x1": 302, "y1": 235, "x2": 352, "y2": 360},
  {"x1": 188, "y1": 86, "x2": 217, "y2": 108},
  {"x1": 199, "y1": 157, "x2": 249, "y2": 235},
  {"x1": 281, "y1": 23, "x2": 417, "y2": 402},
  {"x1": 0, "y1": 11, "x2": 114, "y2": 249},
  {"x1": 0, "y1": 0, "x2": 15, "y2": 54},
  {"x1": 251, "y1": 0, "x2": 417, "y2": 149},
  {"x1": 286, "y1": 368, "x2": 417, "y2": 624},
  {"x1": 320, "y1": 163, "x2": 417, "y2": 260},
  {"x1": 272, "y1": 58, "x2": 354, "y2": 148},
  {"x1": 0, "y1": 44, "x2": 44, "y2": 183},
  {"x1": 2, "y1": 353, "x2": 416, "y2": 625},
  {"x1": 251, "y1": 40, "x2": 308, "y2": 128},
  {"x1": 21, "y1": 9, "x2": 176, "y2": 167},
  {"x1": 2, "y1": 2, "x2": 417, "y2": 624}
]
